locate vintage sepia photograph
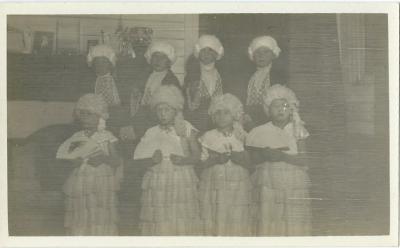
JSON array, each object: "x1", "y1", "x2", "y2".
[{"x1": 1, "y1": 2, "x2": 399, "y2": 247}]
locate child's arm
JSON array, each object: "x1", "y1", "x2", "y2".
[
  {"x1": 186, "y1": 131, "x2": 201, "y2": 164},
  {"x1": 87, "y1": 141, "x2": 121, "y2": 167},
  {"x1": 199, "y1": 149, "x2": 230, "y2": 168},
  {"x1": 170, "y1": 131, "x2": 201, "y2": 166},
  {"x1": 56, "y1": 136, "x2": 79, "y2": 160},
  {"x1": 56, "y1": 135, "x2": 85, "y2": 167},
  {"x1": 281, "y1": 139, "x2": 309, "y2": 167},
  {"x1": 246, "y1": 146, "x2": 267, "y2": 164},
  {"x1": 133, "y1": 149, "x2": 162, "y2": 167},
  {"x1": 57, "y1": 158, "x2": 83, "y2": 168},
  {"x1": 230, "y1": 150, "x2": 251, "y2": 169},
  {"x1": 199, "y1": 149, "x2": 219, "y2": 168}
]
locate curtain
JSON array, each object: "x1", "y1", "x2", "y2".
[{"x1": 287, "y1": 14, "x2": 347, "y2": 235}]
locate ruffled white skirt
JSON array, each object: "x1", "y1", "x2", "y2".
[
  {"x1": 63, "y1": 163, "x2": 119, "y2": 236},
  {"x1": 139, "y1": 161, "x2": 201, "y2": 235},
  {"x1": 252, "y1": 162, "x2": 311, "y2": 236},
  {"x1": 199, "y1": 162, "x2": 252, "y2": 236}
]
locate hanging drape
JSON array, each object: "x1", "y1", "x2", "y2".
[{"x1": 287, "y1": 14, "x2": 347, "y2": 235}]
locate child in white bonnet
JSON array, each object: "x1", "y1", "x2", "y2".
[
  {"x1": 87, "y1": 45, "x2": 121, "y2": 107},
  {"x1": 199, "y1": 93, "x2": 252, "y2": 236},
  {"x1": 246, "y1": 84, "x2": 311, "y2": 236},
  {"x1": 56, "y1": 93, "x2": 121, "y2": 235},
  {"x1": 133, "y1": 85, "x2": 201, "y2": 235}
]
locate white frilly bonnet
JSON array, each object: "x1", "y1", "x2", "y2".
[
  {"x1": 248, "y1": 36, "x2": 281, "y2": 61},
  {"x1": 150, "y1": 85, "x2": 192, "y2": 137},
  {"x1": 264, "y1": 84, "x2": 309, "y2": 140},
  {"x1": 208, "y1": 93, "x2": 247, "y2": 142},
  {"x1": 87, "y1": 44, "x2": 117, "y2": 67},
  {"x1": 194, "y1": 34, "x2": 224, "y2": 60},
  {"x1": 75, "y1": 93, "x2": 109, "y2": 131},
  {"x1": 145, "y1": 41, "x2": 177, "y2": 65}
]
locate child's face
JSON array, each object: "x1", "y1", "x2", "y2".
[
  {"x1": 268, "y1": 99, "x2": 291, "y2": 123},
  {"x1": 155, "y1": 103, "x2": 177, "y2": 126},
  {"x1": 76, "y1": 109, "x2": 100, "y2": 130},
  {"x1": 199, "y1": 47, "x2": 218, "y2": 65},
  {"x1": 151, "y1": 52, "x2": 171, "y2": 72},
  {"x1": 213, "y1": 109, "x2": 234, "y2": 129},
  {"x1": 93, "y1": 57, "x2": 112, "y2": 76},
  {"x1": 253, "y1": 47, "x2": 275, "y2": 68}
]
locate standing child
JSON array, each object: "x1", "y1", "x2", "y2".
[
  {"x1": 87, "y1": 45, "x2": 121, "y2": 107},
  {"x1": 133, "y1": 85, "x2": 201, "y2": 235},
  {"x1": 87, "y1": 44, "x2": 126, "y2": 138},
  {"x1": 56, "y1": 94, "x2": 121, "y2": 235},
  {"x1": 244, "y1": 36, "x2": 281, "y2": 131},
  {"x1": 185, "y1": 34, "x2": 224, "y2": 132},
  {"x1": 199, "y1": 93, "x2": 252, "y2": 236},
  {"x1": 131, "y1": 41, "x2": 182, "y2": 139},
  {"x1": 246, "y1": 84, "x2": 311, "y2": 236}
]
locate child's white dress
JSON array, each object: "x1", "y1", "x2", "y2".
[
  {"x1": 133, "y1": 121, "x2": 200, "y2": 235},
  {"x1": 56, "y1": 130, "x2": 120, "y2": 235},
  {"x1": 246, "y1": 122, "x2": 311, "y2": 236},
  {"x1": 199, "y1": 130, "x2": 252, "y2": 236}
]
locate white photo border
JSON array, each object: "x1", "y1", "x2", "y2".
[{"x1": 0, "y1": 2, "x2": 398, "y2": 247}]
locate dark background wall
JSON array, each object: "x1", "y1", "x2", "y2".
[
  {"x1": 199, "y1": 14, "x2": 289, "y2": 104},
  {"x1": 7, "y1": 54, "x2": 94, "y2": 102}
]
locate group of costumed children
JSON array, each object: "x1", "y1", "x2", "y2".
[{"x1": 56, "y1": 34, "x2": 311, "y2": 236}]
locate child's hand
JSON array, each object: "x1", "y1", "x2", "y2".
[
  {"x1": 205, "y1": 150, "x2": 219, "y2": 166},
  {"x1": 207, "y1": 150, "x2": 229, "y2": 165},
  {"x1": 152, "y1": 149, "x2": 163, "y2": 165},
  {"x1": 170, "y1": 154, "x2": 187, "y2": 166},
  {"x1": 87, "y1": 152, "x2": 107, "y2": 167}
]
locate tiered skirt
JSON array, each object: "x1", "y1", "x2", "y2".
[
  {"x1": 63, "y1": 163, "x2": 119, "y2": 235},
  {"x1": 199, "y1": 162, "x2": 252, "y2": 236},
  {"x1": 139, "y1": 161, "x2": 201, "y2": 235},
  {"x1": 252, "y1": 162, "x2": 311, "y2": 236}
]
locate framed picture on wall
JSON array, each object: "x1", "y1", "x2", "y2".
[
  {"x1": 32, "y1": 31, "x2": 54, "y2": 55},
  {"x1": 56, "y1": 18, "x2": 80, "y2": 55}
]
